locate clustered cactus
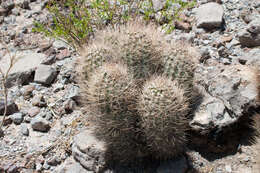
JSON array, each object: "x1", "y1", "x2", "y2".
[{"x1": 78, "y1": 21, "x2": 199, "y2": 164}]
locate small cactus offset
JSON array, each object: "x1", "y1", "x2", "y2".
[
  {"x1": 138, "y1": 75, "x2": 189, "y2": 160},
  {"x1": 86, "y1": 62, "x2": 144, "y2": 163}
]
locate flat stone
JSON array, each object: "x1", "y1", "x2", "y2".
[
  {"x1": 27, "y1": 107, "x2": 40, "y2": 117},
  {"x1": 195, "y1": 2, "x2": 224, "y2": 29},
  {"x1": 34, "y1": 65, "x2": 57, "y2": 85},
  {"x1": 0, "y1": 51, "x2": 46, "y2": 87},
  {"x1": 72, "y1": 128, "x2": 106, "y2": 172},
  {"x1": 157, "y1": 156, "x2": 188, "y2": 173},
  {"x1": 31, "y1": 116, "x2": 50, "y2": 132}
]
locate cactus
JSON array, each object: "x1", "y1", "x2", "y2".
[
  {"x1": 86, "y1": 62, "x2": 145, "y2": 163},
  {"x1": 162, "y1": 41, "x2": 199, "y2": 91},
  {"x1": 78, "y1": 21, "x2": 200, "y2": 164},
  {"x1": 138, "y1": 75, "x2": 189, "y2": 160}
]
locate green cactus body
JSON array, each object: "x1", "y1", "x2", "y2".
[{"x1": 138, "y1": 76, "x2": 189, "y2": 160}]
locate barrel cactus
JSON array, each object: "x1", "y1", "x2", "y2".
[
  {"x1": 78, "y1": 21, "x2": 200, "y2": 164},
  {"x1": 86, "y1": 62, "x2": 145, "y2": 163},
  {"x1": 138, "y1": 75, "x2": 189, "y2": 160},
  {"x1": 163, "y1": 41, "x2": 199, "y2": 91}
]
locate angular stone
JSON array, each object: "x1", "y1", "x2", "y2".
[
  {"x1": 238, "y1": 18, "x2": 260, "y2": 47},
  {"x1": 192, "y1": 64, "x2": 259, "y2": 132},
  {"x1": 20, "y1": 124, "x2": 29, "y2": 136},
  {"x1": 195, "y1": 2, "x2": 224, "y2": 29},
  {"x1": 0, "y1": 51, "x2": 46, "y2": 88},
  {"x1": 34, "y1": 65, "x2": 57, "y2": 85},
  {"x1": 0, "y1": 99, "x2": 18, "y2": 116},
  {"x1": 31, "y1": 116, "x2": 50, "y2": 132},
  {"x1": 72, "y1": 128, "x2": 106, "y2": 172},
  {"x1": 10, "y1": 112, "x2": 24, "y2": 125}
]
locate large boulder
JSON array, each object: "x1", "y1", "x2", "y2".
[
  {"x1": 238, "y1": 18, "x2": 260, "y2": 47},
  {"x1": 191, "y1": 64, "x2": 259, "y2": 132},
  {"x1": 195, "y1": 2, "x2": 224, "y2": 30},
  {"x1": 0, "y1": 51, "x2": 46, "y2": 87}
]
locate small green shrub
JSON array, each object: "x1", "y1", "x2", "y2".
[{"x1": 33, "y1": 0, "x2": 196, "y2": 48}]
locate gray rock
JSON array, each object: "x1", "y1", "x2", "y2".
[
  {"x1": 53, "y1": 157, "x2": 91, "y2": 173},
  {"x1": 53, "y1": 40, "x2": 69, "y2": 50},
  {"x1": 66, "y1": 85, "x2": 80, "y2": 101},
  {"x1": 10, "y1": 112, "x2": 23, "y2": 125},
  {"x1": 238, "y1": 48, "x2": 260, "y2": 66},
  {"x1": 238, "y1": 18, "x2": 260, "y2": 47},
  {"x1": 0, "y1": 51, "x2": 46, "y2": 88},
  {"x1": 191, "y1": 64, "x2": 259, "y2": 132},
  {"x1": 1, "y1": 0, "x2": 15, "y2": 11},
  {"x1": 152, "y1": 0, "x2": 166, "y2": 12},
  {"x1": 157, "y1": 156, "x2": 188, "y2": 173},
  {"x1": 0, "y1": 99, "x2": 18, "y2": 116},
  {"x1": 72, "y1": 128, "x2": 106, "y2": 172},
  {"x1": 20, "y1": 123, "x2": 29, "y2": 136},
  {"x1": 34, "y1": 65, "x2": 57, "y2": 85},
  {"x1": 31, "y1": 116, "x2": 50, "y2": 132},
  {"x1": 195, "y1": 2, "x2": 224, "y2": 29},
  {"x1": 32, "y1": 94, "x2": 46, "y2": 107}
]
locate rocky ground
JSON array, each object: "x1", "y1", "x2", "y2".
[{"x1": 0, "y1": 0, "x2": 259, "y2": 172}]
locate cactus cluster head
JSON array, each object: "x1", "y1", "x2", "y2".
[
  {"x1": 79, "y1": 21, "x2": 199, "y2": 164},
  {"x1": 86, "y1": 62, "x2": 144, "y2": 163},
  {"x1": 163, "y1": 41, "x2": 199, "y2": 90},
  {"x1": 138, "y1": 76, "x2": 189, "y2": 159}
]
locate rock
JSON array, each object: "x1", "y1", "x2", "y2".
[
  {"x1": 56, "y1": 49, "x2": 71, "y2": 60},
  {"x1": 32, "y1": 94, "x2": 46, "y2": 107},
  {"x1": 238, "y1": 18, "x2": 260, "y2": 47},
  {"x1": 41, "y1": 55, "x2": 56, "y2": 65},
  {"x1": 157, "y1": 156, "x2": 188, "y2": 173},
  {"x1": 152, "y1": 0, "x2": 166, "y2": 12},
  {"x1": 63, "y1": 99, "x2": 76, "y2": 113},
  {"x1": 191, "y1": 64, "x2": 259, "y2": 132},
  {"x1": 195, "y1": 2, "x2": 224, "y2": 29},
  {"x1": 27, "y1": 107, "x2": 40, "y2": 117},
  {"x1": 31, "y1": 116, "x2": 50, "y2": 132},
  {"x1": 10, "y1": 112, "x2": 23, "y2": 125},
  {"x1": 175, "y1": 20, "x2": 191, "y2": 31},
  {"x1": 72, "y1": 128, "x2": 106, "y2": 172},
  {"x1": 66, "y1": 85, "x2": 80, "y2": 101},
  {"x1": 22, "y1": 85, "x2": 35, "y2": 99},
  {"x1": 47, "y1": 156, "x2": 61, "y2": 166},
  {"x1": 34, "y1": 65, "x2": 57, "y2": 85},
  {"x1": 1, "y1": 0, "x2": 15, "y2": 11},
  {"x1": 53, "y1": 157, "x2": 90, "y2": 173},
  {"x1": 0, "y1": 99, "x2": 18, "y2": 115},
  {"x1": 0, "y1": 51, "x2": 46, "y2": 88},
  {"x1": 20, "y1": 124, "x2": 29, "y2": 136},
  {"x1": 18, "y1": 0, "x2": 30, "y2": 10},
  {"x1": 238, "y1": 49, "x2": 260, "y2": 66},
  {"x1": 53, "y1": 40, "x2": 69, "y2": 50}
]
